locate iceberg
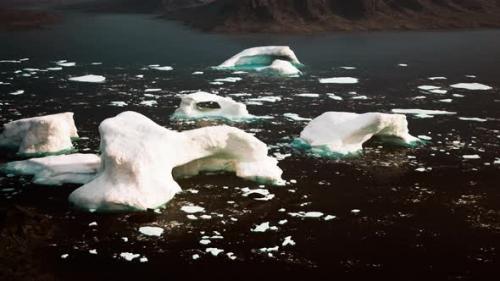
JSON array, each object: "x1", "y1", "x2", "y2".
[
  {"x1": 0, "y1": 154, "x2": 100, "y2": 185},
  {"x1": 216, "y1": 46, "x2": 302, "y2": 75},
  {"x1": 294, "y1": 112, "x2": 419, "y2": 156},
  {"x1": 68, "y1": 111, "x2": 283, "y2": 211},
  {"x1": 0, "y1": 112, "x2": 78, "y2": 155},
  {"x1": 69, "y1": 75, "x2": 106, "y2": 83},
  {"x1": 171, "y1": 91, "x2": 254, "y2": 121}
]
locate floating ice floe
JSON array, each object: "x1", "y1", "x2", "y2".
[
  {"x1": 391, "y1": 108, "x2": 457, "y2": 119},
  {"x1": 430, "y1": 89, "x2": 448, "y2": 94},
  {"x1": 140, "y1": 100, "x2": 157, "y2": 107},
  {"x1": 171, "y1": 91, "x2": 255, "y2": 121},
  {"x1": 288, "y1": 211, "x2": 324, "y2": 218},
  {"x1": 282, "y1": 236, "x2": 296, "y2": 246},
  {"x1": 55, "y1": 60, "x2": 75, "y2": 67},
  {"x1": 418, "y1": 85, "x2": 441, "y2": 91},
  {"x1": 120, "y1": 252, "x2": 140, "y2": 261},
  {"x1": 319, "y1": 77, "x2": 358, "y2": 84},
  {"x1": 9, "y1": 90, "x2": 24, "y2": 95},
  {"x1": 214, "y1": 77, "x2": 242, "y2": 83},
  {"x1": 283, "y1": 113, "x2": 311, "y2": 121},
  {"x1": 458, "y1": 117, "x2": 487, "y2": 122},
  {"x1": 462, "y1": 154, "x2": 480, "y2": 160},
  {"x1": 144, "y1": 88, "x2": 162, "y2": 93},
  {"x1": 149, "y1": 65, "x2": 173, "y2": 71},
  {"x1": 251, "y1": 222, "x2": 278, "y2": 233},
  {"x1": 296, "y1": 93, "x2": 319, "y2": 98},
  {"x1": 69, "y1": 75, "x2": 106, "y2": 83},
  {"x1": 180, "y1": 205, "x2": 205, "y2": 214},
  {"x1": 241, "y1": 187, "x2": 274, "y2": 201},
  {"x1": 293, "y1": 112, "x2": 419, "y2": 156},
  {"x1": 138, "y1": 226, "x2": 164, "y2": 237},
  {"x1": 110, "y1": 101, "x2": 128, "y2": 107},
  {"x1": 450, "y1": 83, "x2": 492, "y2": 90},
  {"x1": 247, "y1": 96, "x2": 281, "y2": 103},
  {"x1": 398, "y1": 64, "x2": 408, "y2": 67},
  {"x1": 206, "y1": 248, "x2": 224, "y2": 257},
  {"x1": 67, "y1": 112, "x2": 283, "y2": 211},
  {"x1": 428, "y1": 77, "x2": 447, "y2": 80},
  {"x1": 0, "y1": 112, "x2": 78, "y2": 155},
  {"x1": 216, "y1": 46, "x2": 302, "y2": 76},
  {"x1": 0, "y1": 154, "x2": 100, "y2": 185},
  {"x1": 327, "y1": 93, "x2": 343, "y2": 100}
]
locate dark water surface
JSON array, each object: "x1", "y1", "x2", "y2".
[{"x1": 1, "y1": 12, "x2": 500, "y2": 281}]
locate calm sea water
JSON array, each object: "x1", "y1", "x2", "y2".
[{"x1": 1, "y1": 12, "x2": 499, "y2": 281}]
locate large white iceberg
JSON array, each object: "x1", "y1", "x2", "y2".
[
  {"x1": 68, "y1": 111, "x2": 283, "y2": 212},
  {"x1": 1, "y1": 154, "x2": 100, "y2": 185},
  {"x1": 295, "y1": 112, "x2": 419, "y2": 156},
  {"x1": 0, "y1": 113, "x2": 78, "y2": 155},
  {"x1": 216, "y1": 46, "x2": 302, "y2": 75},
  {"x1": 171, "y1": 91, "x2": 254, "y2": 121}
]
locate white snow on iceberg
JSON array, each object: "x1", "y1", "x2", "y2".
[
  {"x1": 0, "y1": 112, "x2": 78, "y2": 155},
  {"x1": 1, "y1": 154, "x2": 100, "y2": 185},
  {"x1": 450, "y1": 83, "x2": 492, "y2": 90},
  {"x1": 68, "y1": 111, "x2": 283, "y2": 212},
  {"x1": 69, "y1": 75, "x2": 106, "y2": 83},
  {"x1": 171, "y1": 91, "x2": 254, "y2": 121},
  {"x1": 319, "y1": 77, "x2": 358, "y2": 84},
  {"x1": 294, "y1": 112, "x2": 419, "y2": 156}
]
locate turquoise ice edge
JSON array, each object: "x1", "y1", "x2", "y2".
[{"x1": 291, "y1": 137, "x2": 425, "y2": 159}]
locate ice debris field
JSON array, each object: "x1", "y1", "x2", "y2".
[{"x1": 0, "y1": 46, "x2": 499, "y2": 270}]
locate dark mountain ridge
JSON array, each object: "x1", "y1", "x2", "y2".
[{"x1": 166, "y1": 0, "x2": 500, "y2": 32}]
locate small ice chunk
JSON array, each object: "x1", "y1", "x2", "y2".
[
  {"x1": 145, "y1": 88, "x2": 162, "y2": 92},
  {"x1": 247, "y1": 96, "x2": 281, "y2": 103},
  {"x1": 192, "y1": 254, "x2": 200, "y2": 260},
  {"x1": 120, "y1": 252, "x2": 140, "y2": 261},
  {"x1": 296, "y1": 93, "x2": 319, "y2": 98},
  {"x1": 391, "y1": 109, "x2": 456, "y2": 117},
  {"x1": 140, "y1": 100, "x2": 157, "y2": 107},
  {"x1": 324, "y1": 215, "x2": 336, "y2": 221},
  {"x1": 214, "y1": 77, "x2": 242, "y2": 83},
  {"x1": 56, "y1": 60, "x2": 75, "y2": 67},
  {"x1": 9, "y1": 90, "x2": 24, "y2": 95},
  {"x1": 458, "y1": 117, "x2": 487, "y2": 122},
  {"x1": 282, "y1": 236, "x2": 296, "y2": 246},
  {"x1": 61, "y1": 254, "x2": 69, "y2": 259},
  {"x1": 206, "y1": 248, "x2": 224, "y2": 257},
  {"x1": 428, "y1": 77, "x2": 447, "y2": 80},
  {"x1": 89, "y1": 249, "x2": 97, "y2": 255},
  {"x1": 258, "y1": 246, "x2": 279, "y2": 253},
  {"x1": 251, "y1": 222, "x2": 278, "y2": 233},
  {"x1": 149, "y1": 65, "x2": 173, "y2": 71},
  {"x1": 450, "y1": 83, "x2": 492, "y2": 90},
  {"x1": 319, "y1": 77, "x2": 358, "y2": 84},
  {"x1": 418, "y1": 135, "x2": 432, "y2": 141},
  {"x1": 283, "y1": 113, "x2": 311, "y2": 121},
  {"x1": 462, "y1": 155, "x2": 480, "y2": 160},
  {"x1": 110, "y1": 101, "x2": 127, "y2": 107},
  {"x1": 289, "y1": 211, "x2": 324, "y2": 218},
  {"x1": 192, "y1": 71, "x2": 204, "y2": 75},
  {"x1": 69, "y1": 75, "x2": 105, "y2": 83},
  {"x1": 430, "y1": 89, "x2": 448, "y2": 94},
  {"x1": 327, "y1": 93, "x2": 343, "y2": 100},
  {"x1": 351, "y1": 209, "x2": 361, "y2": 214},
  {"x1": 439, "y1": 99, "x2": 452, "y2": 103},
  {"x1": 398, "y1": 64, "x2": 408, "y2": 67},
  {"x1": 418, "y1": 85, "x2": 440, "y2": 91},
  {"x1": 200, "y1": 239, "x2": 211, "y2": 245},
  {"x1": 181, "y1": 205, "x2": 205, "y2": 214},
  {"x1": 138, "y1": 226, "x2": 164, "y2": 237}
]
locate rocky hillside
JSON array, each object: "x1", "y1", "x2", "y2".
[{"x1": 165, "y1": 0, "x2": 500, "y2": 32}]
